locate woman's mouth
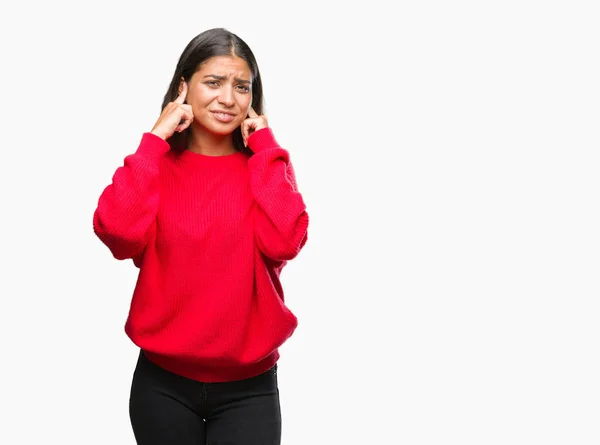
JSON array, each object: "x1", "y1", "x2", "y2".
[{"x1": 211, "y1": 111, "x2": 236, "y2": 123}]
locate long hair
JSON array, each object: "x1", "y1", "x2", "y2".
[{"x1": 161, "y1": 28, "x2": 264, "y2": 156}]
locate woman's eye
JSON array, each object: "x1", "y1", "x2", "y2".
[
  {"x1": 206, "y1": 81, "x2": 219, "y2": 87},
  {"x1": 236, "y1": 85, "x2": 250, "y2": 93}
]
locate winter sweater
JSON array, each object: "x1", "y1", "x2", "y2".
[{"x1": 93, "y1": 128, "x2": 308, "y2": 382}]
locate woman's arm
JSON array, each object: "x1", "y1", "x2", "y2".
[
  {"x1": 247, "y1": 128, "x2": 309, "y2": 262},
  {"x1": 93, "y1": 132, "x2": 169, "y2": 261}
]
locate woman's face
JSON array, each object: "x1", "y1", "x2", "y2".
[{"x1": 182, "y1": 55, "x2": 253, "y2": 136}]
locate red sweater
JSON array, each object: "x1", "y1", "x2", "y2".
[{"x1": 93, "y1": 128, "x2": 308, "y2": 382}]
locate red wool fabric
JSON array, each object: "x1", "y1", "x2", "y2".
[{"x1": 93, "y1": 128, "x2": 309, "y2": 382}]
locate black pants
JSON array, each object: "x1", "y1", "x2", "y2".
[{"x1": 129, "y1": 350, "x2": 281, "y2": 445}]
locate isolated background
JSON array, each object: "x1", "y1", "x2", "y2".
[{"x1": 0, "y1": 1, "x2": 598, "y2": 444}]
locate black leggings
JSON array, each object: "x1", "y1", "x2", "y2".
[{"x1": 129, "y1": 350, "x2": 281, "y2": 445}]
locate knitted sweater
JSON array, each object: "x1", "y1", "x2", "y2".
[{"x1": 93, "y1": 128, "x2": 308, "y2": 382}]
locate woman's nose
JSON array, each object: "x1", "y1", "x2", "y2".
[{"x1": 218, "y1": 86, "x2": 234, "y2": 106}]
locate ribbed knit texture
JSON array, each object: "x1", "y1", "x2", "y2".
[{"x1": 93, "y1": 128, "x2": 309, "y2": 382}]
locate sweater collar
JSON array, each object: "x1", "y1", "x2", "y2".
[{"x1": 177, "y1": 148, "x2": 247, "y2": 166}]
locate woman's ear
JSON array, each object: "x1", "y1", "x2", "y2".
[{"x1": 178, "y1": 77, "x2": 186, "y2": 95}]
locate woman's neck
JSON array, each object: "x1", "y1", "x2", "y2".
[{"x1": 187, "y1": 126, "x2": 237, "y2": 156}]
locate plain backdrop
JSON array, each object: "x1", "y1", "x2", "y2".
[{"x1": 0, "y1": 1, "x2": 598, "y2": 444}]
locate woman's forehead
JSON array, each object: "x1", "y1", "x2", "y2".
[{"x1": 197, "y1": 55, "x2": 251, "y2": 77}]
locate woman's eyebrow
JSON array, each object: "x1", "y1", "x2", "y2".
[{"x1": 203, "y1": 74, "x2": 250, "y2": 84}]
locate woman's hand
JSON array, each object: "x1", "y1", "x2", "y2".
[
  {"x1": 241, "y1": 107, "x2": 268, "y2": 146},
  {"x1": 150, "y1": 83, "x2": 194, "y2": 140}
]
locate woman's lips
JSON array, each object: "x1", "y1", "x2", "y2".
[{"x1": 211, "y1": 111, "x2": 236, "y2": 123}]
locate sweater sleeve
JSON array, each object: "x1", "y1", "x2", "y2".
[
  {"x1": 93, "y1": 132, "x2": 170, "y2": 261},
  {"x1": 247, "y1": 128, "x2": 309, "y2": 262}
]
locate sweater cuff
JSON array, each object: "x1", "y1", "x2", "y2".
[
  {"x1": 136, "y1": 132, "x2": 171, "y2": 160},
  {"x1": 247, "y1": 127, "x2": 280, "y2": 153}
]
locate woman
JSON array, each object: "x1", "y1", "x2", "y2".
[{"x1": 93, "y1": 27, "x2": 309, "y2": 445}]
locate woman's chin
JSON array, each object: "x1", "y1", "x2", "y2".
[{"x1": 195, "y1": 121, "x2": 238, "y2": 137}]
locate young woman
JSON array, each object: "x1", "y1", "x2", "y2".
[{"x1": 93, "y1": 27, "x2": 309, "y2": 445}]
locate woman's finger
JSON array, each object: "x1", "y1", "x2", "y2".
[
  {"x1": 174, "y1": 82, "x2": 188, "y2": 104},
  {"x1": 241, "y1": 121, "x2": 248, "y2": 146},
  {"x1": 175, "y1": 106, "x2": 194, "y2": 132}
]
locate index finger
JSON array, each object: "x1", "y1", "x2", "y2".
[
  {"x1": 174, "y1": 82, "x2": 187, "y2": 104},
  {"x1": 247, "y1": 107, "x2": 259, "y2": 118}
]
